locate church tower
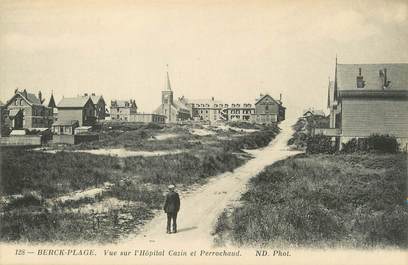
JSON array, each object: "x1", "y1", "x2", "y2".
[{"x1": 162, "y1": 66, "x2": 174, "y2": 122}]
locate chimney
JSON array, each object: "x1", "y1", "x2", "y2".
[
  {"x1": 23, "y1": 89, "x2": 27, "y2": 98},
  {"x1": 379, "y1": 68, "x2": 390, "y2": 89},
  {"x1": 212, "y1": 97, "x2": 214, "y2": 101},
  {"x1": 279, "y1": 93, "x2": 282, "y2": 101},
  {"x1": 84, "y1": 93, "x2": 88, "y2": 97}
]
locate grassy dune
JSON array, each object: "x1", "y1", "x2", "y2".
[
  {"x1": 214, "y1": 153, "x2": 408, "y2": 248},
  {"x1": 0, "y1": 124, "x2": 279, "y2": 243}
]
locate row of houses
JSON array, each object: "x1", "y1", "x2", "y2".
[
  {"x1": 0, "y1": 70, "x2": 286, "y2": 141},
  {"x1": 316, "y1": 61, "x2": 408, "y2": 148}
]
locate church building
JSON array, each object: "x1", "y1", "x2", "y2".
[{"x1": 154, "y1": 70, "x2": 191, "y2": 123}]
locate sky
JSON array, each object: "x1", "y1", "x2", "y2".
[{"x1": 1, "y1": 0, "x2": 407, "y2": 118}]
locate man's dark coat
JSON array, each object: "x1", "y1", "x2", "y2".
[{"x1": 164, "y1": 191, "x2": 180, "y2": 213}]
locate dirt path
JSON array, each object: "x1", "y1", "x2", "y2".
[{"x1": 124, "y1": 119, "x2": 301, "y2": 248}]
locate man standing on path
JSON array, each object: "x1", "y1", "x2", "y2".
[{"x1": 163, "y1": 184, "x2": 180, "y2": 234}]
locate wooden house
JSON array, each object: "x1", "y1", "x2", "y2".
[
  {"x1": 57, "y1": 97, "x2": 96, "y2": 126},
  {"x1": 325, "y1": 62, "x2": 408, "y2": 147},
  {"x1": 253, "y1": 94, "x2": 285, "y2": 124},
  {"x1": 52, "y1": 120, "x2": 79, "y2": 135}
]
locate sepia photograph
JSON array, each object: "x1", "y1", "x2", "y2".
[{"x1": 0, "y1": 0, "x2": 407, "y2": 264}]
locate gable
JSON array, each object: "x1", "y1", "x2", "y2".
[
  {"x1": 255, "y1": 94, "x2": 279, "y2": 105},
  {"x1": 5, "y1": 93, "x2": 32, "y2": 107}
]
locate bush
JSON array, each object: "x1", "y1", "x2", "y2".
[
  {"x1": 342, "y1": 135, "x2": 399, "y2": 154},
  {"x1": 306, "y1": 135, "x2": 336, "y2": 154}
]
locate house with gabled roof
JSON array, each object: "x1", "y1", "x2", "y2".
[
  {"x1": 3, "y1": 89, "x2": 53, "y2": 129},
  {"x1": 57, "y1": 96, "x2": 96, "y2": 126},
  {"x1": 324, "y1": 61, "x2": 408, "y2": 148},
  {"x1": 81, "y1": 93, "x2": 107, "y2": 121},
  {"x1": 253, "y1": 93, "x2": 285, "y2": 124}
]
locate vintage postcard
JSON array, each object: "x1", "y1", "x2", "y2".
[{"x1": 0, "y1": 0, "x2": 407, "y2": 264}]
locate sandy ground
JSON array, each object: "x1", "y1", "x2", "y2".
[
  {"x1": 149, "y1": 133, "x2": 180, "y2": 141},
  {"x1": 72, "y1": 148, "x2": 185, "y2": 157},
  {"x1": 124, "y1": 119, "x2": 301, "y2": 248},
  {"x1": 34, "y1": 148, "x2": 186, "y2": 157}
]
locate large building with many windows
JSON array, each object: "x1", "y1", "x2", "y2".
[{"x1": 181, "y1": 94, "x2": 284, "y2": 124}]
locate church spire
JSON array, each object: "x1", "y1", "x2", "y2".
[
  {"x1": 166, "y1": 64, "x2": 172, "y2": 91},
  {"x1": 48, "y1": 91, "x2": 56, "y2": 108}
]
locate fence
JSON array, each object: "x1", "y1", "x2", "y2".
[{"x1": 0, "y1": 135, "x2": 42, "y2": 146}]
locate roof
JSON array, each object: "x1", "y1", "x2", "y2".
[
  {"x1": 187, "y1": 98, "x2": 224, "y2": 104},
  {"x1": 255, "y1": 94, "x2": 281, "y2": 105},
  {"x1": 83, "y1": 94, "x2": 104, "y2": 105},
  {"x1": 48, "y1": 94, "x2": 56, "y2": 108},
  {"x1": 57, "y1": 97, "x2": 92, "y2": 108},
  {"x1": 338, "y1": 90, "x2": 408, "y2": 99},
  {"x1": 6, "y1": 90, "x2": 43, "y2": 106},
  {"x1": 52, "y1": 120, "x2": 79, "y2": 126},
  {"x1": 24, "y1": 92, "x2": 42, "y2": 105},
  {"x1": 112, "y1": 100, "x2": 136, "y2": 108},
  {"x1": 337, "y1": 63, "x2": 408, "y2": 91},
  {"x1": 173, "y1": 99, "x2": 190, "y2": 112},
  {"x1": 303, "y1": 108, "x2": 325, "y2": 116}
]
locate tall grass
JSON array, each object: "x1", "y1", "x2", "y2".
[
  {"x1": 0, "y1": 124, "x2": 279, "y2": 243},
  {"x1": 214, "y1": 153, "x2": 408, "y2": 248}
]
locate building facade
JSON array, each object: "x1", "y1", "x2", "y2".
[
  {"x1": 3, "y1": 89, "x2": 53, "y2": 129},
  {"x1": 182, "y1": 94, "x2": 284, "y2": 124},
  {"x1": 129, "y1": 113, "x2": 166, "y2": 124},
  {"x1": 57, "y1": 97, "x2": 96, "y2": 126},
  {"x1": 82, "y1": 93, "x2": 107, "y2": 121},
  {"x1": 253, "y1": 94, "x2": 285, "y2": 124},
  {"x1": 324, "y1": 62, "x2": 408, "y2": 147},
  {"x1": 52, "y1": 120, "x2": 79, "y2": 135},
  {"x1": 154, "y1": 71, "x2": 191, "y2": 123},
  {"x1": 110, "y1": 100, "x2": 138, "y2": 121}
]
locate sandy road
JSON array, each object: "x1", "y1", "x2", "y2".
[{"x1": 124, "y1": 119, "x2": 301, "y2": 249}]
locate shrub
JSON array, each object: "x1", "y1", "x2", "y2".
[
  {"x1": 306, "y1": 134, "x2": 336, "y2": 154},
  {"x1": 342, "y1": 135, "x2": 399, "y2": 154}
]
